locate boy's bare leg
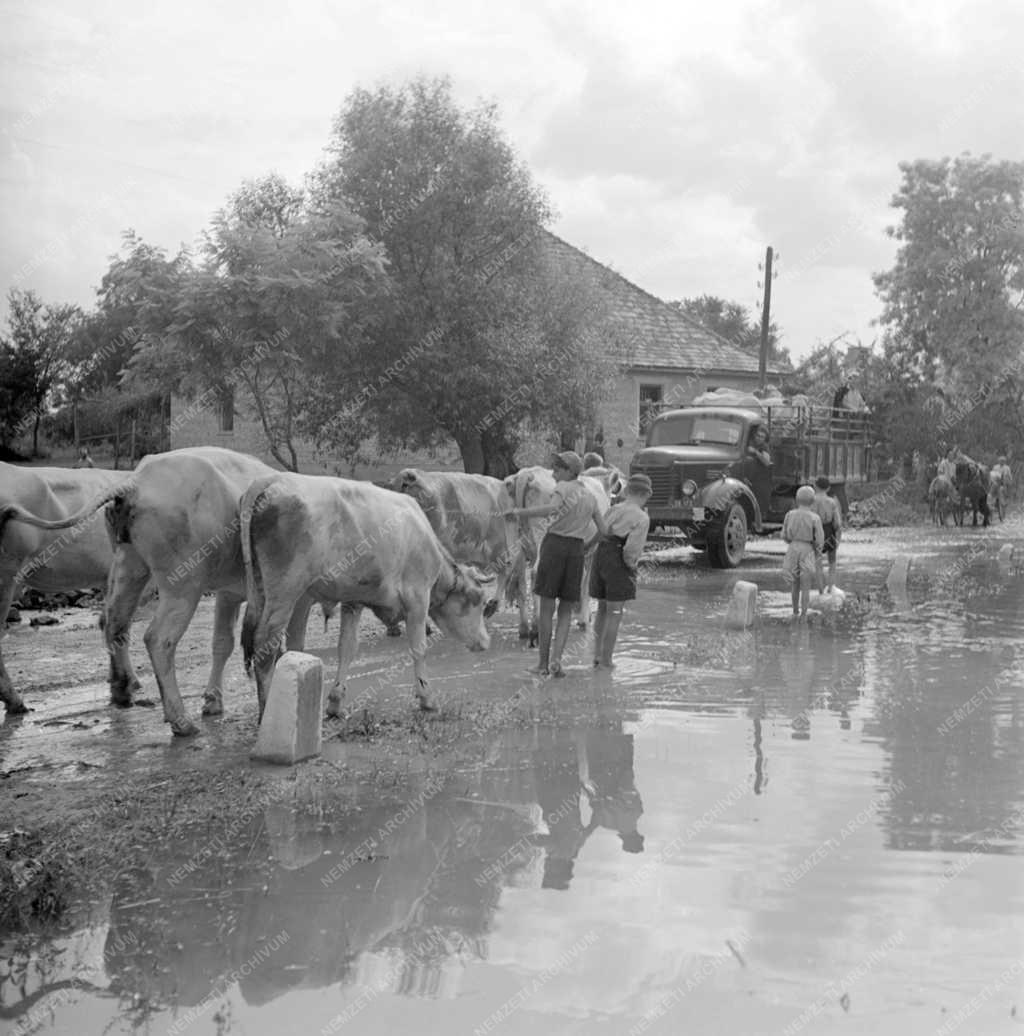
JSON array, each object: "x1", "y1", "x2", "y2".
[
  {"x1": 800, "y1": 576, "x2": 811, "y2": 615},
  {"x1": 598, "y1": 602, "x2": 625, "y2": 667},
  {"x1": 535, "y1": 596, "x2": 556, "y2": 673},
  {"x1": 592, "y1": 601, "x2": 608, "y2": 665},
  {"x1": 550, "y1": 600, "x2": 575, "y2": 674},
  {"x1": 791, "y1": 576, "x2": 800, "y2": 615},
  {"x1": 827, "y1": 559, "x2": 836, "y2": 593}
]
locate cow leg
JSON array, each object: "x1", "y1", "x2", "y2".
[
  {"x1": 201, "y1": 591, "x2": 242, "y2": 716},
  {"x1": 143, "y1": 588, "x2": 204, "y2": 736},
  {"x1": 285, "y1": 594, "x2": 315, "y2": 651},
  {"x1": 325, "y1": 604, "x2": 363, "y2": 719},
  {"x1": 104, "y1": 548, "x2": 150, "y2": 707},
  {"x1": 251, "y1": 600, "x2": 296, "y2": 721},
  {"x1": 0, "y1": 576, "x2": 29, "y2": 714},
  {"x1": 406, "y1": 601, "x2": 436, "y2": 711}
]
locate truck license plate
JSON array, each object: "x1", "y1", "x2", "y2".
[{"x1": 692, "y1": 507, "x2": 705, "y2": 521}]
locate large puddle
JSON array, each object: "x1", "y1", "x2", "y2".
[{"x1": 2, "y1": 538, "x2": 1024, "y2": 1035}]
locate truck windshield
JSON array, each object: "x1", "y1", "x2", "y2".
[{"x1": 648, "y1": 414, "x2": 744, "y2": 447}]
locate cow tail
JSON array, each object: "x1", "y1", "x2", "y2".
[
  {"x1": 0, "y1": 484, "x2": 122, "y2": 538},
  {"x1": 240, "y1": 485, "x2": 264, "y2": 677}
]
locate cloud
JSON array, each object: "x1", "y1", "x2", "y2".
[{"x1": 2, "y1": 0, "x2": 1022, "y2": 360}]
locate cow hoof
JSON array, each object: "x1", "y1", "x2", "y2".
[
  {"x1": 528, "y1": 634, "x2": 538, "y2": 649},
  {"x1": 416, "y1": 695, "x2": 438, "y2": 713},
  {"x1": 518, "y1": 625, "x2": 530, "y2": 640},
  {"x1": 325, "y1": 696, "x2": 343, "y2": 719},
  {"x1": 201, "y1": 699, "x2": 223, "y2": 717},
  {"x1": 575, "y1": 620, "x2": 587, "y2": 631},
  {"x1": 170, "y1": 718, "x2": 200, "y2": 738},
  {"x1": 3, "y1": 701, "x2": 31, "y2": 716}
]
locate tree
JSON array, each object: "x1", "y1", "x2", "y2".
[
  {"x1": 874, "y1": 154, "x2": 1024, "y2": 396},
  {"x1": 671, "y1": 294, "x2": 790, "y2": 367},
  {"x1": 0, "y1": 289, "x2": 80, "y2": 455},
  {"x1": 311, "y1": 76, "x2": 615, "y2": 475},
  {"x1": 123, "y1": 176, "x2": 389, "y2": 471}
]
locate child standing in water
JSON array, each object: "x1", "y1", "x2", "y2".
[
  {"x1": 811, "y1": 475, "x2": 842, "y2": 593},
  {"x1": 782, "y1": 485, "x2": 824, "y2": 619},
  {"x1": 589, "y1": 473, "x2": 652, "y2": 668}
]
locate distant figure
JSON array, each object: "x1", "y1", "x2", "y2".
[
  {"x1": 74, "y1": 446, "x2": 94, "y2": 469},
  {"x1": 937, "y1": 449, "x2": 957, "y2": 480},
  {"x1": 782, "y1": 486, "x2": 824, "y2": 619}
]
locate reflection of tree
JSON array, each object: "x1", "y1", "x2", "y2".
[
  {"x1": 860, "y1": 613, "x2": 1024, "y2": 853},
  {"x1": 100, "y1": 786, "x2": 538, "y2": 1015}
]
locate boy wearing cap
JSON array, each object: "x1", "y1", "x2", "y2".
[
  {"x1": 811, "y1": 476, "x2": 842, "y2": 593},
  {"x1": 505, "y1": 451, "x2": 607, "y2": 677},
  {"x1": 782, "y1": 485, "x2": 824, "y2": 618},
  {"x1": 589, "y1": 473, "x2": 652, "y2": 668}
]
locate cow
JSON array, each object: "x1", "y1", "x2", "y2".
[
  {"x1": 927, "y1": 474, "x2": 958, "y2": 526},
  {"x1": 1, "y1": 447, "x2": 325, "y2": 736},
  {"x1": 238, "y1": 472, "x2": 492, "y2": 718},
  {"x1": 393, "y1": 469, "x2": 521, "y2": 619},
  {"x1": 0, "y1": 463, "x2": 134, "y2": 714},
  {"x1": 503, "y1": 465, "x2": 613, "y2": 642},
  {"x1": 954, "y1": 458, "x2": 991, "y2": 528}
]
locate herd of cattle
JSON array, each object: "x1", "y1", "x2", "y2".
[{"x1": 0, "y1": 448, "x2": 625, "y2": 736}]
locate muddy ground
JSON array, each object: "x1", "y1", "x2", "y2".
[{"x1": 2, "y1": 522, "x2": 1024, "y2": 1035}]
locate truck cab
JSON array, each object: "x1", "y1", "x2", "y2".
[{"x1": 629, "y1": 403, "x2": 870, "y2": 567}]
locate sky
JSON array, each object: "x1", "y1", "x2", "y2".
[{"x1": 2, "y1": 0, "x2": 1022, "y2": 362}]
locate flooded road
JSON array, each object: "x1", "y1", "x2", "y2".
[{"x1": 2, "y1": 527, "x2": 1024, "y2": 1035}]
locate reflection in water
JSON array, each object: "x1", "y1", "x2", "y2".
[{"x1": 4, "y1": 560, "x2": 1024, "y2": 1033}]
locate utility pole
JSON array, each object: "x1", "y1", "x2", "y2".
[{"x1": 758, "y1": 245, "x2": 773, "y2": 391}]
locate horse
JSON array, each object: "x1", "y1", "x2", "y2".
[
  {"x1": 927, "y1": 474, "x2": 957, "y2": 526},
  {"x1": 954, "y1": 459, "x2": 991, "y2": 527}
]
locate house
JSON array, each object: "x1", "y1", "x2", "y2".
[
  {"x1": 537, "y1": 233, "x2": 789, "y2": 471},
  {"x1": 169, "y1": 231, "x2": 788, "y2": 474}
]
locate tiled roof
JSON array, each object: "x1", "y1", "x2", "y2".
[{"x1": 538, "y1": 230, "x2": 787, "y2": 375}]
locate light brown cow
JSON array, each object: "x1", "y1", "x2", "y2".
[
  {"x1": 0, "y1": 463, "x2": 133, "y2": 713},
  {"x1": 239, "y1": 472, "x2": 491, "y2": 717},
  {"x1": 503, "y1": 466, "x2": 613, "y2": 641},
  {"x1": 393, "y1": 468, "x2": 521, "y2": 618},
  {"x1": 3, "y1": 447, "x2": 318, "y2": 736}
]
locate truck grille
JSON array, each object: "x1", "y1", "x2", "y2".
[{"x1": 633, "y1": 466, "x2": 676, "y2": 505}]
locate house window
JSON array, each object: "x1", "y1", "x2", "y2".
[
  {"x1": 639, "y1": 384, "x2": 663, "y2": 431},
  {"x1": 219, "y1": 386, "x2": 234, "y2": 433}
]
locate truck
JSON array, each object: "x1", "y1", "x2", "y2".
[{"x1": 629, "y1": 402, "x2": 872, "y2": 568}]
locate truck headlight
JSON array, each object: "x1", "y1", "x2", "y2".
[{"x1": 682, "y1": 480, "x2": 697, "y2": 497}]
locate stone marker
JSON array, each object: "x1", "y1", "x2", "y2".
[
  {"x1": 251, "y1": 651, "x2": 324, "y2": 765},
  {"x1": 886, "y1": 556, "x2": 911, "y2": 611},
  {"x1": 724, "y1": 581, "x2": 758, "y2": 629},
  {"x1": 998, "y1": 543, "x2": 1015, "y2": 576}
]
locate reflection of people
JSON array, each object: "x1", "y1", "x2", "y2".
[
  {"x1": 747, "y1": 426, "x2": 771, "y2": 467},
  {"x1": 505, "y1": 452, "x2": 607, "y2": 677},
  {"x1": 581, "y1": 729, "x2": 645, "y2": 853},
  {"x1": 811, "y1": 476, "x2": 842, "y2": 593},
  {"x1": 782, "y1": 486, "x2": 824, "y2": 619},
  {"x1": 590, "y1": 473, "x2": 652, "y2": 669},
  {"x1": 74, "y1": 446, "x2": 94, "y2": 468},
  {"x1": 533, "y1": 727, "x2": 593, "y2": 890}
]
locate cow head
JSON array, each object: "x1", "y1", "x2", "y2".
[{"x1": 429, "y1": 560, "x2": 492, "y2": 652}]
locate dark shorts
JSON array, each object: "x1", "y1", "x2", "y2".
[
  {"x1": 534, "y1": 532, "x2": 585, "y2": 602},
  {"x1": 589, "y1": 536, "x2": 637, "y2": 602},
  {"x1": 822, "y1": 522, "x2": 838, "y2": 562}
]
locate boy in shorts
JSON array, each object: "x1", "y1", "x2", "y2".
[
  {"x1": 589, "y1": 473, "x2": 652, "y2": 668},
  {"x1": 811, "y1": 475, "x2": 842, "y2": 593},
  {"x1": 782, "y1": 485, "x2": 824, "y2": 619},
  {"x1": 505, "y1": 451, "x2": 607, "y2": 676}
]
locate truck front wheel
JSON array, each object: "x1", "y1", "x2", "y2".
[{"x1": 707, "y1": 502, "x2": 747, "y2": 568}]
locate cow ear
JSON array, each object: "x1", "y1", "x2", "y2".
[{"x1": 398, "y1": 469, "x2": 417, "y2": 489}]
